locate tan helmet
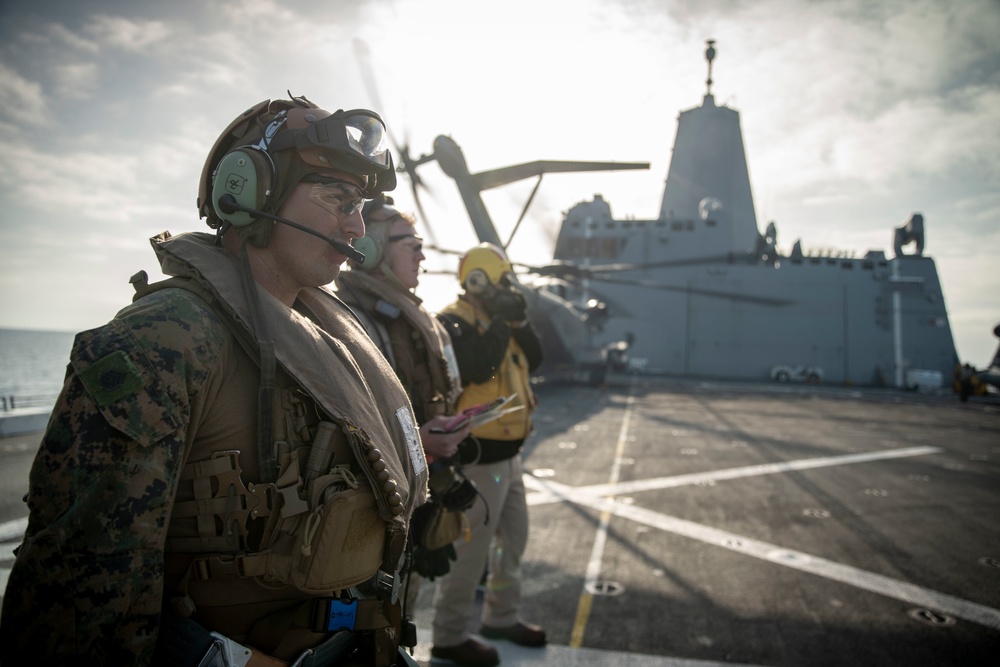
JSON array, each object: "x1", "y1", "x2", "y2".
[{"x1": 197, "y1": 95, "x2": 396, "y2": 246}]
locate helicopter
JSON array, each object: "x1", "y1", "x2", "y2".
[{"x1": 411, "y1": 134, "x2": 663, "y2": 383}]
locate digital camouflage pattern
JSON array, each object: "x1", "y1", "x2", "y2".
[{"x1": 0, "y1": 288, "x2": 229, "y2": 665}]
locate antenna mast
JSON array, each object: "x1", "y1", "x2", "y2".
[{"x1": 705, "y1": 39, "x2": 716, "y2": 96}]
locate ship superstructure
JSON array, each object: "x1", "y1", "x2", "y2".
[{"x1": 549, "y1": 42, "x2": 957, "y2": 387}]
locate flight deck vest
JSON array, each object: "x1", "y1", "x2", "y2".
[{"x1": 439, "y1": 297, "x2": 534, "y2": 441}]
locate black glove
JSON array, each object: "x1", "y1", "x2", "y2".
[
  {"x1": 410, "y1": 543, "x2": 458, "y2": 580},
  {"x1": 486, "y1": 288, "x2": 527, "y2": 322}
]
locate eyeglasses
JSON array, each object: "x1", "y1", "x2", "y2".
[
  {"x1": 389, "y1": 234, "x2": 423, "y2": 254},
  {"x1": 305, "y1": 178, "x2": 366, "y2": 217}
]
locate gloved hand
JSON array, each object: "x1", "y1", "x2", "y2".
[
  {"x1": 486, "y1": 288, "x2": 527, "y2": 322},
  {"x1": 410, "y1": 543, "x2": 458, "y2": 580}
]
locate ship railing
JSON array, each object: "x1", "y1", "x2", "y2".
[{"x1": 0, "y1": 394, "x2": 58, "y2": 412}]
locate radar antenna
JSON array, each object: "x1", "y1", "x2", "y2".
[{"x1": 705, "y1": 39, "x2": 716, "y2": 96}]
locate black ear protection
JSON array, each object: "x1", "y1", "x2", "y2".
[
  {"x1": 211, "y1": 145, "x2": 277, "y2": 228},
  {"x1": 464, "y1": 269, "x2": 491, "y2": 294},
  {"x1": 352, "y1": 235, "x2": 383, "y2": 270}
]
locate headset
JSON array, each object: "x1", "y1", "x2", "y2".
[
  {"x1": 352, "y1": 223, "x2": 415, "y2": 272},
  {"x1": 464, "y1": 269, "x2": 492, "y2": 295},
  {"x1": 211, "y1": 145, "x2": 278, "y2": 228},
  {"x1": 352, "y1": 235, "x2": 383, "y2": 270}
]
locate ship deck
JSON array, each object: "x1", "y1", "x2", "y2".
[{"x1": 2, "y1": 377, "x2": 998, "y2": 666}]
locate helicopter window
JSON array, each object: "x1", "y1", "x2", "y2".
[
  {"x1": 671, "y1": 222, "x2": 683, "y2": 230},
  {"x1": 705, "y1": 219, "x2": 717, "y2": 227}
]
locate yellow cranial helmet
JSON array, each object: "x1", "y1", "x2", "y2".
[{"x1": 458, "y1": 242, "x2": 514, "y2": 290}]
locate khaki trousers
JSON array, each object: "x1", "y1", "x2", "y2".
[{"x1": 431, "y1": 455, "x2": 529, "y2": 647}]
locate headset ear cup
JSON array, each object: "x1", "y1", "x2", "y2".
[
  {"x1": 465, "y1": 269, "x2": 490, "y2": 294},
  {"x1": 211, "y1": 147, "x2": 275, "y2": 227},
  {"x1": 352, "y1": 235, "x2": 381, "y2": 270}
]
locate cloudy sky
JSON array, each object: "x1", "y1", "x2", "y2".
[{"x1": 1, "y1": 0, "x2": 998, "y2": 366}]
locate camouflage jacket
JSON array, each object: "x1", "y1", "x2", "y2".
[{"x1": 0, "y1": 287, "x2": 231, "y2": 665}]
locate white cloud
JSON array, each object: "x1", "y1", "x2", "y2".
[
  {"x1": 84, "y1": 14, "x2": 172, "y2": 52},
  {"x1": 0, "y1": 62, "x2": 49, "y2": 127},
  {"x1": 51, "y1": 61, "x2": 99, "y2": 100},
  {"x1": 45, "y1": 21, "x2": 100, "y2": 54}
]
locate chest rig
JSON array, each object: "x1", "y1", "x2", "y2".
[{"x1": 132, "y1": 274, "x2": 405, "y2": 610}]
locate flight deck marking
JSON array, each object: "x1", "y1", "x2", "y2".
[
  {"x1": 569, "y1": 380, "x2": 637, "y2": 648},
  {"x1": 524, "y1": 446, "x2": 942, "y2": 506},
  {"x1": 539, "y1": 474, "x2": 1000, "y2": 631},
  {"x1": 523, "y1": 427, "x2": 1000, "y2": 632}
]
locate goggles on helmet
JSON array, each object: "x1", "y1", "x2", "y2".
[{"x1": 267, "y1": 108, "x2": 393, "y2": 182}]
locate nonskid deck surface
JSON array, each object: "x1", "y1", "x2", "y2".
[
  {"x1": 406, "y1": 377, "x2": 999, "y2": 666},
  {"x1": 2, "y1": 378, "x2": 998, "y2": 666}
]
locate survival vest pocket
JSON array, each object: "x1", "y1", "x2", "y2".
[{"x1": 261, "y1": 482, "x2": 386, "y2": 594}]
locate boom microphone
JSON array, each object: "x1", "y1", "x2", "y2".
[{"x1": 217, "y1": 194, "x2": 366, "y2": 264}]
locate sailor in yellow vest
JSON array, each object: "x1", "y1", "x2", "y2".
[
  {"x1": 1, "y1": 96, "x2": 425, "y2": 666},
  {"x1": 430, "y1": 243, "x2": 546, "y2": 667}
]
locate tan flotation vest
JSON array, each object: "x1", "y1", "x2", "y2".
[
  {"x1": 142, "y1": 232, "x2": 428, "y2": 615},
  {"x1": 439, "y1": 297, "x2": 534, "y2": 441},
  {"x1": 336, "y1": 270, "x2": 462, "y2": 420}
]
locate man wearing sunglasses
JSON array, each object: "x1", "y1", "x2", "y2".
[
  {"x1": 1, "y1": 96, "x2": 425, "y2": 667},
  {"x1": 335, "y1": 195, "x2": 479, "y2": 610}
]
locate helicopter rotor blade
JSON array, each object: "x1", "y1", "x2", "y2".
[
  {"x1": 352, "y1": 39, "x2": 444, "y2": 244},
  {"x1": 424, "y1": 243, "x2": 465, "y2": 257},
  {"x1": 472, "y1": 160, "x2": 649, "y2": 192},
  {"x1": 522, "y1": 253, "x2": 760, "y2": 280},
  {"x1": 352, "y1": 38, "x2": 404, "y2": 154},
  {"x1": 580, "y1": 273, "x2": 793, "y2": 307}
]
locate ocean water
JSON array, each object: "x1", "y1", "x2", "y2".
[{"x1": 0, "y1": 328, "x2": 76, "y2": 409}]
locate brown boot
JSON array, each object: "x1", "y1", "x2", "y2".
[
  {"x1": 430, "y1": 637, "x2": 500, "y2": 666},
  {"x1": 480, "y1": 620, "x2": 546, "y2": 647}
]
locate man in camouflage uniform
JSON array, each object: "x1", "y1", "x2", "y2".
[{"x1": 0, "y1": 96, "x2": 426, "y2": 667}]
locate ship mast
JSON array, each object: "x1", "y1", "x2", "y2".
[{"x1": 705, "y1": 39, "x2": 716, "y2": 99}]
